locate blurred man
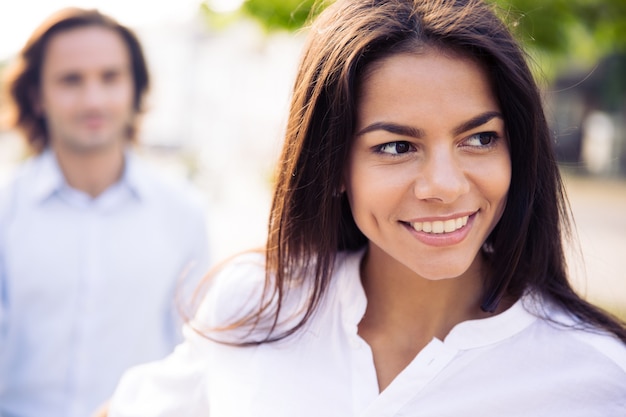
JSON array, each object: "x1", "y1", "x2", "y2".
[{"x1": 0, "y1": 8, "x2": 210, "y2": 417}]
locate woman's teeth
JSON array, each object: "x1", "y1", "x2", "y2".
[{"x1": 410, "y1": 215, "x2": 469, "y2": 234}]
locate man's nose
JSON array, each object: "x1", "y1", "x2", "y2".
[{"x1": 81, "y1": 80, "x2": 107, "y2": 107}]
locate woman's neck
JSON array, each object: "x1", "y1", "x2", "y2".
[
  {"x1": 357, "y1": 247, "x2": 496, "y2": 392},
  {"x1": 361, "y1": 248, "x2": 490, "y2": 331}
]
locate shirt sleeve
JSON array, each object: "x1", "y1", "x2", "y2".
[
  {"x1": 0, "y1": 185, "x2": 10, "y2": 354},
  {"x1": 164, "y1": 195, "x2": 212, "y2": 346},
  {"x1": 0, "y1": 240, "x2": 6, "y2": 353},
  {"x1": 185, "y1": 203, "x2": 212, "y2": 293},
  {"x1": 108, "y1": 324, "x2": 211, "y2": 417},
  {"x1": 108, "y1": 252, "x2": 267, "y2": 417}
]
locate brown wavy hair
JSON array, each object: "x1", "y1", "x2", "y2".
[
  {"x1": 1, "y1": 7, "x2": 150, "y2": 154},
  {"x1": 207, "y1": 0, "x2": 626, "y2": 345}
]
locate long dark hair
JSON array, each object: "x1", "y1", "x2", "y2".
[
  {"x1": 2, "y1": 7, "x2": 150, "y2": 154},
  {"x1": 213, "y1": 0, "x2": 626, "y2": 344}
]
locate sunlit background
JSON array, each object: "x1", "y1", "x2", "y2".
[{"x1": 1, "y1": 0, "x2": 625, "y2": 317}]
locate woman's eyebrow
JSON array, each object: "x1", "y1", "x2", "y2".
[
  {"x1": 355, "y1": 111, "x2": 503, "y2": 138},
  {"x1": 453, "y1": 111, "x2": 503, "y2": 135},
  {"x1": 355, "y1": 122, "x2": 424, "y2": 138}
]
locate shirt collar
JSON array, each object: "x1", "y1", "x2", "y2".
[
  {"x1": 120, "y1": 151, "x2": 150, "y2": 201},
  {"x1": 29, "y1": 149, "x2": 148, "y2": 205},
  {"x1": 335, "y1": 249, "x2": 539, "y2": 350},
  {"x1": 443, "y1": 295, "x2": 539, "y2": 350},
  {"x1": 30, "y1": 150, "x2": 65, "y2": 203}
]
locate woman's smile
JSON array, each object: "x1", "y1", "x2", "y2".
[
  {"x1": 407, "y1": 213, "x2": 471, "y2": 234},
  {"x1": 401, "y1": 212, "x2": 476, "y2": 248}
]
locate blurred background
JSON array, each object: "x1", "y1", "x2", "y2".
[{"x1": 1, "y1": 0, "x2": 625, "y2": 317}]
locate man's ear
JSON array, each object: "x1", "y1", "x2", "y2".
[{"x1": 29, "y1": 87, "x2": 44, "y2": 116}]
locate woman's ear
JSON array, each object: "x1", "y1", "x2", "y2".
[
  {"x1": 336, "y1": 179, "x2": 347, "y2": 197},
  {"x1": 339, "y1": 170, "x2": 347, "y2": 194},
  {"x1": 333, "y1": 182, "x2": 346, "y2": 198}
]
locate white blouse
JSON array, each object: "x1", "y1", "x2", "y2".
[{"x1": 109, "y1": 250, "x2": 626, "y2": 417}]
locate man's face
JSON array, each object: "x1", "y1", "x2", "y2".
[{"x1": 37, "y1": 25, "x2": 135, "y2": 153}]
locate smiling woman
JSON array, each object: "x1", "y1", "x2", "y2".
[
  {"x1": 105, "y1": 0, "x2": 626, "y2": 416},
  {"x1": 347, "y1": 51, "x2": 511, "y2": 288}
]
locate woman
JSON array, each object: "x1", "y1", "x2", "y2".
[{"x1": 107, "y1": 0, "x2": 626, "y2": 415}]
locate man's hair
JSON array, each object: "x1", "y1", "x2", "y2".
[{"x1": 1, "y1": 7, "x2": 150, "y2": 153}]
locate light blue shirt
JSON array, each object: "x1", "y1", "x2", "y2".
[{"x1": 0, "y1": 150, "x2": 211, "y2": 417}]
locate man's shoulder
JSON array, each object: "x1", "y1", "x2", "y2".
[
  {"x1": 0, "y1": 156, "x2": 42, "y2": 219},
  {"x1": 1, "y1": 153, "x2": 41, "y2": 185},
  {"x1": 129, "y1": 155, "x2": 207, "y2": 214}
]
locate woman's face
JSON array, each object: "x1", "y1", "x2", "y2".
[{"x1": 344, "y1": 49, "x2": 511, "y2": 281}]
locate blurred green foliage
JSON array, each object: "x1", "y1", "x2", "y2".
[
  {"x1": 497, "y1": 0, "x2": 626, "y2": 62},
  {"x1": 201, "y1": 0, "x2": 626, "y2": 71},
  {"x1": 201, "y1": 0, "x2": 324, "y2": 33},
  {"x1": 240, "y1": 0, "x2": 322, "y2": 32}
]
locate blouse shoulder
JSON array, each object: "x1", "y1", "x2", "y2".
[
  {"x1": 568, "y1": 324, "x2": 626, "y2": 374},
  {"x1": 192, "y1": 251, "x2": 267, "y2": 330},
  {"x1": 526, "y1": 294, "x2": 626, "y2": 374}
]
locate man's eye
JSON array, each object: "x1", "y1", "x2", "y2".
[
  {"x1": 377, "y1": 141, "x2": 413, "y2": 155},
  {"x1": 103, "y1": 71, "x2": 120, "y2": 83},
  {"x1": 60, "y1": 74, "x2": 81, "y2": 85}
]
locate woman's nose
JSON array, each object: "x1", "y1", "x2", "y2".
[{"x1": 413, "y1": 147, "x2": 470, "y2": 203}]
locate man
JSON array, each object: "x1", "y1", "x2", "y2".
[{"x1": 0, "y1": 8, "x2": 211, "y2": 417}]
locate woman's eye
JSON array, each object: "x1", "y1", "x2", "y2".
[
  {"x1": 377, "y1": 141, "x2": 413, "y2": 155},
  {"x1": 465, "y1": 132, "x2": 499, "y2": 148}
]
